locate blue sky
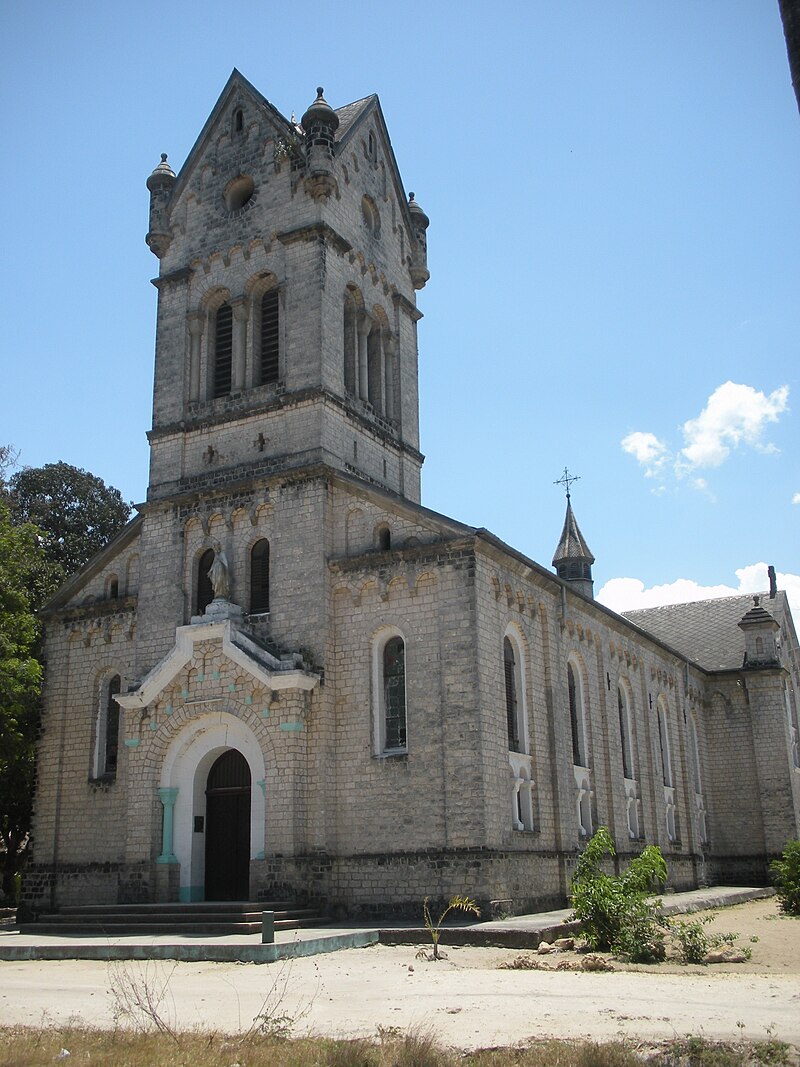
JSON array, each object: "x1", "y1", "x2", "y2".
[{"x1": 2, "y1": 2, "x2": 798, "y2": 614}]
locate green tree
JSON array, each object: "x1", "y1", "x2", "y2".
[
  {"x1": 0, "y1": 455, "x2": 131, "y2": 901},
  {"x1": 9, "y1": 461, "x2": 131, "y2": 589},
  {"x1": 0, "y1": 501, "x2": 43, "y2": 900}
]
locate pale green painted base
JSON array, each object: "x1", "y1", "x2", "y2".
[{"x1": 178, "y1": 885, "x2": 205, "y2": 902}]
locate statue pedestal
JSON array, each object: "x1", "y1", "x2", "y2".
[{"x1": 191, "y1": 598, "x2": 244, "y2": 626}]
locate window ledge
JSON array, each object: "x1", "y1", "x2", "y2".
[
  {"x1": 88, "y1": 774, "x2": 117, "y2": 786},
  {"x1": 375, "y1": 749, "x2": 408, "y2": 761}
]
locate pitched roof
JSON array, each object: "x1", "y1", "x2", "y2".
[
  {"x1": 624, "y1": 591, "x2": 788, "y2": 672},
  {"x1": 335, "y1": 95, "x2": 377, "y2": 142},
  {"x1": 552, "y1": 500, "x2": 594, "y2": 565}
]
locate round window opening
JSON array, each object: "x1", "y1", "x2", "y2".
[{"x1": 224, "y1": 174, "x2": 255, "y2": 213}]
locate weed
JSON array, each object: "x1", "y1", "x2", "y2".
[
  {"x1": 107, "y1": 959, "x2": 179, "y2": 1042},
  {"x1": 570, "y1": 826, "x2": 667, "y2": 961}
]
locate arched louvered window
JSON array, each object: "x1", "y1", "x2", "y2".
[
  {"x1": 214, "y1": 303, "x2": 233, "y2": 398},
  {"x1": 504, "y1": 637, "x2": 521, "y2": 752},
  {"x1": 259, "y1": 290, "x2": 280, "y2": 385},
  {"x1": 383, "y1": 636, "x2": 407, "y2": 751},
  {"x1": 250, "y1": 539, "x2": 270, "y2": 614},
  {"x1": 197, "y1": 548, "x2": 215, "y2": 615},
  {"x1": 343, "y1": 294, "x2": 357, "y2": 394}
]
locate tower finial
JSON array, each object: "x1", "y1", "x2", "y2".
[{"x1": 554, "y1": 466, "x2": 580, "y2": 501}]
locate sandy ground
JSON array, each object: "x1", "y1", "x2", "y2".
[{"x1": 0, "y1": 899, "x2": 798, "y2": 1050}]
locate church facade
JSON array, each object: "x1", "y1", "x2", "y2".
[{"x1": 24, "y1": 73, "x2": 800, "y2": 918}]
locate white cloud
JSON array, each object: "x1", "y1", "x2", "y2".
[
  {"x1": 622, "y1": 381, "x2": 789, "y2": 488},
  {"x1": 597, "y1": 562, "x2": 800, "y2": 620},
  {"x1": 620, "y1": 431, "x2": 670, "y2": 477},
  {"x1": 793, "y1": 492, "x2": 800, "y2": 505},
  {"x1": 678, "y1": 381, "x2": 789, "y2": 470}
]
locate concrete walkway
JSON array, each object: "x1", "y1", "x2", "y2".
[{"x1": 0, "y1": 886, "x2": 773, "y2": 964}]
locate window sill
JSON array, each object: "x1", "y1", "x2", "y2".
[
  {"x1": 88, "y1": 774, "x2": 117, "y2": 786},
  {"x1": 375, "y1": 749, "x2": 408, "y2": 761}
]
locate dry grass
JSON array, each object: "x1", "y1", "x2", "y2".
[{"x1": 0, "y1": 1028, "x2": 795, "y2": 1067}]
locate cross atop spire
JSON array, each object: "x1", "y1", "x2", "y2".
[{"x1": 554, "y1": 466, "x2": 580, "y2": 501}]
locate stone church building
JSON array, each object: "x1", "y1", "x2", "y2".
[{"x1": 25, "y1": 73, "x2": 800, "y2": 917}]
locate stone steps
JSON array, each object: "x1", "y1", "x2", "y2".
[{"x1": 19, "y1": 901, "x2": 330, "y2": 938}]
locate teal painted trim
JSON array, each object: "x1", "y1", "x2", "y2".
[
  {"x1": 228, "y1": 683, "x2": 236, "y2": 692},
  {"x1": 197, "y1": 672, "x2": 205, "y2": 682},
  {"x1": 124, "y1": 739, "x2": 140, "y2": 748},
  {"x1": 179, "y1": 885, "x2": 205, "y2": 903},
  {"x1": 212, "y1": 670, "x2": 220, "y2": 680},
  {"x1": 279, "y1": 721, "x2": 304, "y2": 732},
  {"x1": 156, "y1": 854, "x2": 178, "y2": 865},
  {"x1": 149, "y1": 722, "x2": 158, "y2": 731},
  {"x1": 261, "y1": 709, "x2": 270, "y2": 718},
  {"x1": 244, "y1": 695, "x2": 253, "y2": 705},
  {"x1": 164, "y1": 705, "x2": 173, "y2": 715}
]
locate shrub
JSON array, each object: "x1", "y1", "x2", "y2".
[
  {"x1": 570, "y1": 826, "x2": 667, "y2": 960},
  {"x1": 770, "y1": 839, "x2": 800, "y2": 916}
]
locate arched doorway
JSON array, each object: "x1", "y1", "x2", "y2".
[{"x1": 205, "y1": 749, "x2": 251, "y2": 900}]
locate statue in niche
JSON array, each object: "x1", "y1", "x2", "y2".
[{"x1": 209, "y1": 539, "x2": 231, "y2": 601}]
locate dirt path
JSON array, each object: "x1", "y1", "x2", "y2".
[{"x1": 0, "y1": 898, "x2": 798, "y2": 1050}]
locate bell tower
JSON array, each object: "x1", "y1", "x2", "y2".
[{"x1": 144, "y1": 72, "x2": 430, "y2": 505}]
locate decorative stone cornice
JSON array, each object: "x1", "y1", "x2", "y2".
[{"x1": 117, "y1": 617, "x2": 319, "y2": 711}]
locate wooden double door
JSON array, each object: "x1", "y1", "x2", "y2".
[{"x1": 204, "y1": 749, "x2": 251, "y2": 901}]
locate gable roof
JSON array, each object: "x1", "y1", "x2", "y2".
[
  {"x1": 41, "y1": 514, "x2": 144, "y2": 615},
  {"x1": 624, "y1": 591, "x2": 790, "y2": 672},
  {"x1": 167, "y1": 69, "x2": 297, "y2": 213}
]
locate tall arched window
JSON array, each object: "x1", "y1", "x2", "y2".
[
  {"x1": 383, "y1": 637, "x2": 407, "y2": 750},
  {"x1": 259, "y1": 289, "x2": 280, "y2": 385},
  {"x1": 568, "y1": 663, "x2": 587, "y2": 767},
  {"x1": 657, "y1": 701, "x2": 673, "y2": 787},
  {"x1": 617, "y1": 686, "x2": 633, "y2": 779},
  {"x1": 213, "y1": 302, "x2": 233, "y2": 397},
  {"x1": 250, "y1": 539, "x2": 270, "y2": 613},
  {"x1": 374, "y1": 633, "x2": 407, "y2": 754},
  {"x1": 504, "y1": 637, "x2": 521, "y2": 752},
  {"x1": 94, "y1": 674, "x2": 121, "y2": 779},
  {"x1": 197, "y1": 548, "x2": 215, "y2": 614}
]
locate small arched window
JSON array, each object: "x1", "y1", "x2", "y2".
[
  {"x1": 107, "y1": 575, "x2": 119, "y2": 600},
  {"x1": 213, "y1": 303, "x2": 233, "y2": 398},
  {"x1": 376, "y1": 524, "x2": 391, "y2": 551},
  {"x1": 259, "y1": 289, "x2": 280, "y2": 385},
  {"x1": 250, "y1": 539, "x2": 270, "y2": 614},
  {"x1": 618, "y1": 686, "x2": 633, "y2": 779},
  {"x1": 94, "y1": 674, "x2": 121, "y2": 779},
  {"x1": 233, "y1": 108, "x2": 244, "y2": 134},
  {"x1": 197, "y1": 548, "x2": 215, "y2": 615},
  {"x1": 568, "y1": 663, "x2": 587, "y2": 767}
]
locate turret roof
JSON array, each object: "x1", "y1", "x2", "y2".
[{"x1": 552, "y1": 500, "x2": 595, "y2": 566}]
